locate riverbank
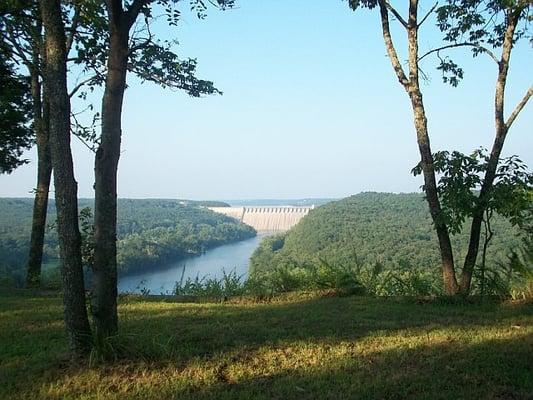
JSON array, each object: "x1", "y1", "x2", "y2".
[
  {"x1": 0, "y1": 198, "x2": 255, "y2": 287},
  {"x1": 1, "y1": 289, "x2": 532, "y2": 399},
  {"x1": 118, "y1": 233, "x2": 269, "y2": 294}
]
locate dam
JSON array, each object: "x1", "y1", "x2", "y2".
[{"x1": 208, "y1": 206, "x2": 314, "y2": 232}]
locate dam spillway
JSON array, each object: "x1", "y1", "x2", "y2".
[{"x1": 208, "y1": 206, "x2": 314, "y2": 232}]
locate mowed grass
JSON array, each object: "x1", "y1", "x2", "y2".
[{"x1": 1, "y1": 289, "x2": 532, "y2": 400}]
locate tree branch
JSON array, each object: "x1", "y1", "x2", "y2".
[
  {"x1": 128, "y1": 15, "x2": 153, "y2": 55},
  {"x1": 4, "y1": 23, "x2": 32, "y2": 68},
  {"x1": 418, "y1": 42, "x2": 499, "y2": 64},
  {"x1": 71, "y1": 127, "x2": 97, "y2": 153},
  {"x1": 69, "y1": 75, "x2": 98, "y2": 98},
  {"x1": 378, "y1": 0, "x2": 410, "y2": 88},
  {"x1": 128, "y1": 36, "x2": 153, "y2": 55},
  {"x1": 384, "y1": 1, "x2": 408, "y2": 28},
  {"x1": 70, "y1": 110, "x2": 98, "y2": 153},
  {"x1": 407, "y1": 0, "x2": 419, "y2": 85},
  {"x1": 417, "y1": 2, "x2": 438, "y2": 28},
  {"x1": 125, "y1": 0, "x2": 151, "y2": 29},
  {"x1": 65, "y1": 3, "x2": 81, "y2": 54},
  {"x1": 494, "y1": 7, "x2": 521, "y2": 132},
  {"x1": 506, "y1": 85, "x2": 533, "y2": 129}
]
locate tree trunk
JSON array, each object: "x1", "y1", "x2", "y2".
[
  {"x1": 41, "y1": 0, "x2": 92, "y2": 355},
  {"x1": 92, "y1": 15, "x2": 128, "y2": 339},
  {"x1": 377, "y1": 0, "x2": 459, "y2": 295},
  {"x1": 405, "y1": 1, "x2": 458, "y2": 295},
  {"x1": 459, "y1": 8, "x2": 519, "y2": 293},
  {"x1": 459, "y1": 127, "x2": 507, "y2": 292},
  {"x1": 26, "y1": 59, "x2": 52, "y2": 288},
  {"x1": 409, "y1": 91, "x2": 459, "y2": 295}
]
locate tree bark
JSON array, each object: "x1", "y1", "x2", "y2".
[
  {"x1": 378, "y1": 0, "x2": 459, "y2": 295},
  {"x1": 409, "y1": 91, "x2": 459, "y2": 295},
  {"x1": 92, "y1": 5, "x2": 129, "y2": 338},
  {"x1": 41, "y1": 0, "x2": 92, "y2": 355},
  {"x1": 26, "y1": 84, "x2": 52, "y2": 288},
  {"x1": 26, "y1": 29, "x2": 52, "y2": 288},
  {"x1": 459, "y1": 7, "x2": 521, "y2": 293}
]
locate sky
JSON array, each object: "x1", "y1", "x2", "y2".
[{"x1": 1, "y1": 1, "x2": 531, "y2": 200}]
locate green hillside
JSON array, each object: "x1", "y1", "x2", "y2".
[
  {"x1": 0, "y1": 198, "x2": 254, "y2": 286},
  {"x1": 250, "y1": 192, "x2": 522, "y2": 294}
]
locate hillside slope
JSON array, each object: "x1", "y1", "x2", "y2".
[
  {"x1": 0, "y1": 198, "x2": 254, "y2": 285},
  {"x1": 250, "y1": 192, "x2": 520, "y2": 278}
]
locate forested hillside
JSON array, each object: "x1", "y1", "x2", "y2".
[
  {"x1": 250, "y1": 193, "x2": 522, "y2": 293},
  {"x1": 0, "y1": 198, "x2": 254, "y2": 286}
]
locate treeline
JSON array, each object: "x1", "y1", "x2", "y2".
[
  {"x1": 249, "y1": 193, "x2": 525, "y2": 295},
  {"x1": 0, "y1": 198, "x2": 254, "y2": 286}
]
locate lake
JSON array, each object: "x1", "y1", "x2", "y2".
[{"x1": 117, "y1": 234, "x2": 267, "y2": 294}]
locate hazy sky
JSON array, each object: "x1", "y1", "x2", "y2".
[{"x1": 1, "y1": 1, "x2": 531, "y2": 200}]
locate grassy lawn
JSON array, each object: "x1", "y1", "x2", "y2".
[{"x1": 1, "y1": 290, "x2": 532, "y2": 400}]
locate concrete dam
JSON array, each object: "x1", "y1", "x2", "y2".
[{"x1": 208, "y1": 206, "x2": 314, "y2": 232}]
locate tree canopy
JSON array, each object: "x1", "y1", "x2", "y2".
[{"x1": 0, "y1": 46, "x2": 33, "y2": 174}]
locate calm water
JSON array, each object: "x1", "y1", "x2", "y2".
[{"x1": 117, "y1": 234, "x2": 267, "y2": 294}]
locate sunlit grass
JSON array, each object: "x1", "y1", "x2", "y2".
[{"x1": 1, "y1": 289, "x2": 532, "y2": 399}]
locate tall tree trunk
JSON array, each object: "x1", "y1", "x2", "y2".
[
  {"x1": 409, "y1": 91, "x2": 458, "y2": 295},
  {"x1": 41, "y1": 0, "x2": 92, "y2": 355},
  {"x1": 459, "y1": 8, "x2": 520, "y2": 293},
  {"x1": 377, "y1": 0, "x2": 459, "y2": 295},
  {"x1": 26, "y1": 99, "x2": 52, "y2": 288},
  {"x1": 92, "y1": 13, "x2": 128, "y2": 339},
  {"x1": 405, "y1": 0, "x2": 458, "y2": 295},
  {"x1": 26, "y1": 41, "x2": 52, "y2": 287}
]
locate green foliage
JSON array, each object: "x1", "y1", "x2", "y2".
[
  {"x1": 0, "y1": 44, "x2": 33, "y2": 174},
  {"x1": 248, "y1": 259, "x2": 441, "y2": 297},
  {"x1": 68, "y1": 0, "x2": 237, "y2": 105},
  {"x1": 436, "y1": 1, "x2": 531, "y2": 49},
  {"x1": 0, "y1": 199, "x2": 255, "y2": 285},
  {"x1": 347, "y1": 0, "x2": 378, "y2": 11},
  {"x1": 173, "y1": 268, "x2": 246, "y2": 299},
  {"x1": 435, "y1": 1, "x2": 531, "y2": 85},
  {"x1": 312, "y1": 258, "x2": 366, "y2": 294},
  {"x1": 250, "y1": 193, "x2": 523, "y2": 296},
  {"x1": 500, "y1": 217, "x2": 533, "y2": 299},
  {"x1": 115, "y1": 204, "x2": 255, "y2": 274},
  {"x1": 412, "y1": 149, "x2": 533, "y2": 234},
  {"x1": 79, "y1": 207, "x2": 95, "y2": 269},
  {"x1": 40, "y1": 262, "x2": 62, "y2": 290}
]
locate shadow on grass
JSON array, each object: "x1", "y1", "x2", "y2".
[
  {"x1": 13, "y1": 333, "x2": 533, "y2": 400},
  {"x1": 119, "y1": 295, "x2": 532, "y2": 361},
  {"x1": 1, "y1": 293, "x2": 532, "y2": 399},
  {"x1": 173, "y1": 335, "x2": 533, "y2": 400}
]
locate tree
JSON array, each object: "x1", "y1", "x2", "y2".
[
  {"x1": 432, "y1": 0, "x2": 532, "y2": 293},
  {"x1": 1, "y1": 1, "x2": 52, "y2": 287},
  {"x1": 413, "y1": 149, "x2": 533, "y2": 294},
  {"x1": 0, "y1": 44, "x2": 33, "y2": 174},
  {"x1": 41, "y1": 0, "x2": 92, "y2": 355},
  {"x1": 91, "y1": 0, "x2": 234, "y2": 339},
  {"x1": 1, "y1": 0, "x2": 106, "y2": 287},
  {"x1": 348, "y1": 0, "x2": 531, "y2": 295},
  {"x1": 348, "y1": 0, "x2": 459, "y2": 294}
]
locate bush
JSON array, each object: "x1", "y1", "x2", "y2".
[
  {"x1": 173, "y1": 269, "x2": 246, "y2": 299},
  {"x1": 247, "y1": 258, "x2": 438, "y2": 297}
]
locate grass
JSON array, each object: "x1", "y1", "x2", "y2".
[{"x1": 0, "y1": 289, "x2": 532, "y2": 400}]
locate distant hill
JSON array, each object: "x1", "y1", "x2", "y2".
[
  {"x1": 250, "y1": 192, "x2": 521, "y2": 277},
  {"x1": 0, "y1": 198, "x2": 254, "y2": 286},
  {"x1": 175, "y1": 200, "x2": 231, "y2": 208},
  {"x1": 227, "y1": 199, "x2": 336, "y2": 207}
]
